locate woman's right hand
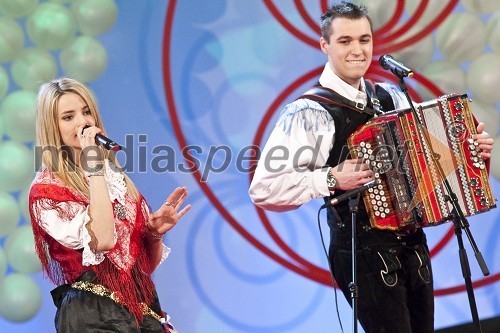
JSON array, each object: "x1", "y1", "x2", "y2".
[{"x1": 78, "y1": 124, "x2": 105, "y2": 170}]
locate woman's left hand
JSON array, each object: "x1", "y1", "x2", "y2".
[
  {"x1": 475, "y1": 122, "x2": 494, "y2": 160},
  {"x1": 147, "y1": 187, "x2": 191, "y2": 238}
]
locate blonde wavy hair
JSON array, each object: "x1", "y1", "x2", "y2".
[{"x1": 36, "y1": 77, "x2": 139, "y2": 198}]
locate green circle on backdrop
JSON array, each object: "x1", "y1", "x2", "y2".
[
  {"x1": 0, "y1": 65, "x2": 9, "y2": 99},
  {"x1": 60, "y1": 35, "x2": 108, "y2": 82},
  {"x1": 18, "y1": 187, "x2": 31, "y2": 222},
  {"x1": 49, "y1": 0, "x2": 77, "y2": 4},
  {"x1": 73, "y1": 0, "x2": 117, "y2": 36},
  {"x1": 0, "y1": 17, "x2": 24, "y2": 62},
  {"x1": 0, "y1": 141, "x2": 34, "y2": 192},
  {"x1": 5, "y1": 225, "x2": 41, "y2": 274},
  {"x1": 0, "y1": 0, "x2": 38, "y2": 18},
  {"x1": 0, "y1": 114, "x2": 4, "y2": 139},
  {"x1": 0, "y1": 90, "x2": 37, "y2": 143},
  {"x1": 0, "y1": 192, "x2": 20, "y2": 237},
  {"x1": 0, "y1": 273, "x2": 42, "y2": 322},
  {"x1": 0, "y1": 248, "x2": 7, "y2": 281},
  {"x1": 26, "y1": 2, "x2": 77, "y2": 50},
  {"x1": 11, "y1": 48, "x2": 58, "y2": 90}
]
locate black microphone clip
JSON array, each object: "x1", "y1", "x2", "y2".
[
  {"x1": 321, "y1": 179, "x2": 380, "y2": 208},
  {"x1": 82, "y1": 125, "x2": 122, "y2": 151},
  {"x1": 379, "y1": 54, "x2": 414, "y2": 78}
]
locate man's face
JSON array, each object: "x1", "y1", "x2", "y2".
[{"x1": 320, "y1": 17, "x2": 373, "y2": 87}]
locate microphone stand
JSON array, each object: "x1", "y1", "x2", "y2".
[
  {"x1": 348, "y1": 193, "x2": 361, "y2": 333},
  {"x1": 395, "y1": 75, "x2": 489, "y2": 333}
]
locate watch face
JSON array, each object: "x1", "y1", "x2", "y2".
[{"x1": 327, "y1": 172, "x2": 336, "y2": 188}]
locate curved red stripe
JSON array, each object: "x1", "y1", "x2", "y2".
[
  {"x1": 263, "y1": 0, "x2": 318, "y2": 48},
  {"x1": 435, "y1": 274, "x2": 500, "y2": 296},
  {"x1": 163, "y1": 0, "x2": 327, "y2": 284},
  {"x1": 375, "y1": 0, "x2": 459, "y2": 55},
  {"x1": 294, "y1": 0, "x2": 320, "y2": 35},
  {"x1": 373, "y1": 0, "x2": 405, "y2": 39},
  {"x1": 377, "y1": 0, "x2": 429, "y2": 43}
]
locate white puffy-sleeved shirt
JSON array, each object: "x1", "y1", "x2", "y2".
[{"x1": 249, "y1": 63, "x2": 369, "y2": 211}]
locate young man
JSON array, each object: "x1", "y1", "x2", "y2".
[{"x1": 249, "y1": 2, "x2": 494, "y2": 332}]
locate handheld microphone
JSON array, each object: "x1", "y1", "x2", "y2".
[
  {"x1": 379, "y1": 54, "x2": 413, "y2": 78},
  {"x1": 321, "y1": 179, "x2": 380, "y2": 208},
  {"x1": 82, "y1": 125, "x2": 122, "y2": 151}
]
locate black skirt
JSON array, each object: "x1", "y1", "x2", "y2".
[{"x1": 50, "y1": 271, "x2": 166, "y2": 333}]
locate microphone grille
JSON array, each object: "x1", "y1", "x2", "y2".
[{"x1": 378, "y1": 54, "x2": 392, "y2": 69}]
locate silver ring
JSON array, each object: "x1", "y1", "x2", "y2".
[{"x1": 164, "y1": 201, "x2": 174, "y2": 207}]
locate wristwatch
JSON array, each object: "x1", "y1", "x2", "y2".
[{"x1": 326, "y1": 168, "x2": 337, "y2": 192}]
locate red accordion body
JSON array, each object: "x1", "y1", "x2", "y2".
[{"x1": 347, "y1": 93, "x2": 496, "y2": 231}]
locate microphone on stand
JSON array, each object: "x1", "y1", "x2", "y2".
[
  {"x1": 321, "y1": 179, "x2": 380, "y2": 208},
  {"x1": 82, "y1": 125, "x2": 122, "y2": 151},
  {"x1": 379, "y1": 54, "x2": 414, "y2": 78}
]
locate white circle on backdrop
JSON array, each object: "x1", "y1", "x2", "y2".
[
  {"x1": 486, "y1": 11, "x2": 500, "y2": 54},
  {"x1": 405, "y1": 0, "x2": 450, "y2": 28},
  {"x1": 11, "y1": 48, "x2": 58, "y2": 90},
  {"x1": 488, "y1": 136, "x2": 500, "y2": 179},
  {"x1": 468, "y1": 99, "x2": 500, "y2": 137},
  {"x1": 436, "y1": 12, "x2": 486, "y2": 62},
  {"x1": 60, "y1": 35, "x2": 108, "y2": 82},
  {"x1": 421, "y1": 60, "x2": 466, "y2": 95},
  {"x1": 467, "y1": 53, "x2": 500, "y2": 104},
  {"x1": 461, "y1": 0, "x2": 500, "y2": 14},
  {"x1": 393, "y1": 25, "x2": 435, "y2": 70},
  {"x1": 353, "y1": 0, "x2": 396, "y2": 30},
  {"x1": 72, "y1": 0, "x2": 117, "y2": 36},
  {"x1": 0, "y1": 17, "x2": 24, "y2": 62}
]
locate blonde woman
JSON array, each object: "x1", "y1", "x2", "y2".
[{"x1": 29, "y1": 77, "x2": 190, "y2": 332}]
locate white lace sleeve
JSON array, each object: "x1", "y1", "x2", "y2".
[
  {"x1": 38, "y1": 201, "x2": 107, "y2": 266},
  {"x1": 158, "y1": 244, "x2": 172, "y2": 267}
]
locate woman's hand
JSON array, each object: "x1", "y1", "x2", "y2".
[
  {"x1": 475, "y1": 122, "x2": 494, "y2": 160},
  {"x1": 78, "y1": 124, "x2": 105, "y2": 170},
  {"x1": 146, "y1": 186, "x2": 191, "y2": 238}
]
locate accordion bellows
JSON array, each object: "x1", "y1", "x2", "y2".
[{"x1": 347, "y1": 93, "x2": 496, "y2": 231}]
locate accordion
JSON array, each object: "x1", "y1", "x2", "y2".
[{"x1": 347, "y1": 93, "x2": 496, "y2": 231}]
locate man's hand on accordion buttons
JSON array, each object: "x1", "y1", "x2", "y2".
[
  {"x1": 331, "y1": 159, "x2": 375, "y2": 191},
  {"x1": 475, "y1": 122, "x2": 494, "y2": 160}
]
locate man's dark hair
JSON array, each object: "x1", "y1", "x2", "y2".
[{"x1": 320, "y1": 1, "x2": 373, "y2": 42}]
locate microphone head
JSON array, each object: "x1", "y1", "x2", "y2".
[{"x1": 378, "y1": 54, "x2": 393, "y2": 70}]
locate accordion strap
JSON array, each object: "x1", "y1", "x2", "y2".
[{"x1": 299, "y1": 85, "x2": 376, "y2": 116}]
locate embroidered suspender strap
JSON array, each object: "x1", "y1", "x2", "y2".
[
  {"x1": 364, "y1": 79, "x2": 382, "y2": 115},
  {"x1": 299, "y1": 86, "x2": 376, "y2": 116}
]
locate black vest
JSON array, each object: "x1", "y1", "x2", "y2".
[{"x1": 313, "y1": 83, "x2": 395, "y2": 228}]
